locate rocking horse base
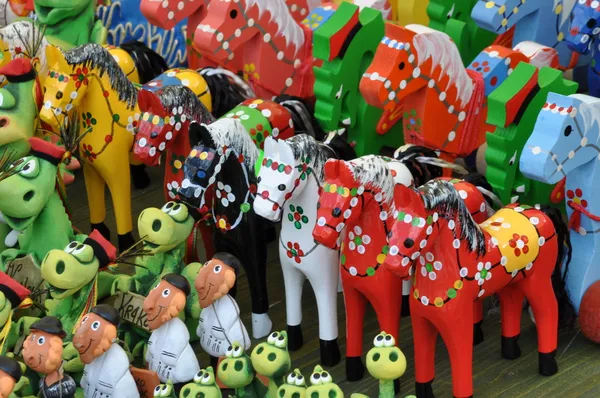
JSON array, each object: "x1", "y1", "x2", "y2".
[
  {"x1": 539, "y1": 350, "x2": 558, "y2": 376},
  {"x1": 287, "y1": 324, "x2": 303, "y2": 351},
  {"x1": 319, "y1": 338, "x2": 341, "y2": 367},
  {"x1": 415, "y1": 379, "x2": 435, "y2": 398},
  {"x1": 345, "y1": 356, "x2": 365, "y2": 382},
  {"x1": 130, "y1": 164, "x2": 151, "y2": 190},
  {"x1": 501, "y1": 334, "x2": 521, "y2": 360},
  {"x1": 473, "y1": 320, "x2": 484, "y2": 346}
]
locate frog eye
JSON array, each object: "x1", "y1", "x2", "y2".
[
  {"x1": 274, "y1": 333, "x2": 286, "y2": 348},
  {"x1": 294, "y1": 374, "x2": 304, "y2": 386},
  {"x1": 310, "y1": 372, "x2": 322, "y2": 386},
  {"x1": 287, "y1": 373, "x2": 297, "y2": 384},
  {"x1": 225, "y1": 345, "x2": 234, "y2": 357},
  {"x1": 193, "y1": 370, "x2": 204, "y2": 383},
  {"x1": 161, "y1": 202, "x2": 175, "y2": 213},
  {"x1": 233, "y1": 345, "x2": 243, "y2": 358},
  {"x1": 64, "y1": 241, "x2": 78, "y2": 253},
  {"x1": 72, "y1": 244, "x2": 86, "y2": 255},
  {"x1": 373, "y1": 333, "x2": 385, "y2": 347},
  {"x1": 201, "y1": 371, "x2": 214, "y2": 385},
  {"x1": 160, "y1": 384, "x2": 172, "y2": 397},
  {"x1": 383, "y1": 334, "x2": 395, "y2": 347},
  {"x1": 153, "y1": 386, "x2": 162, "y2": 397},
  {"x1": 169, "y1": 203, "x2": 182, "y2": 216},
  {"x1": 267, "y1": 332, "x2": 278, "y2": 345},
  {"x1": 19, "y1": 158, "x2": 37, "y2": 176},
  {"x1": 321, "y1": 372, "x2": 332, "y2": 383}
]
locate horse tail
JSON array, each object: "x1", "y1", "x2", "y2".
[
  {"x1": 462, "y1": 172, "x2": 502, "y2": 210},
  {"x1": 274, "y1": 95, "x2": 325, "y2": 141},
  {"x1": 119, "y1": 40, "x2": 168, "y2": 84},
  {"x1": 539, "y1": 205, "x2": 576, "y2": 329},
  {"x1": 199, "y1": 67, "x2": 254, "y2": 118}
]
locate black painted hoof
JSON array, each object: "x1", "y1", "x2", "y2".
[
  {"x1": 346, "y1": 356, "x2": 365, "y2": 381},
  {"x1": 118, "y1": 232, "x2": 135, "y2": 252},
  {"x1": 415, "y1": 379, "x2": 435, "y2": 398},
  {"x1": 131, "y1": 164, "x2": 151, "y2": 190},
  {"x1": 91, "y1": 222, "x2": 111, "y2": 241},
  {"x1": 320, "y1": 338, "x2": 341, "y2": 367},
  {"x1": 287, "y1": 324, "x2": 303, "y2": 351},
  {"x1": 473, "y1": 320, "x2": 484, "y2": 346},
  {"x1": 501, "y1": 335, "x2": 521, "y2": 360},
  {"x1": 394, "y1": 378, "x2": 400, "y2": 395},
  {"x1": 539, "y1": 350, "x2": 558, "y2": 376},
  {"x1": 401, "y1": 294, "x2": 411, "y2": 317}
]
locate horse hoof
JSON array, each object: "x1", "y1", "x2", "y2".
[
  {"x1": 501, "y1": 335, "x2": 521, "y2": 360},
  {"x1": 346, "y1": 356, "x2": 365, "y2": 381},
  {"x1": 473, "y1": 320, "x2": 484, "y2": 345},
  {"x1": 320, "y1": 338, "x2": 341, "y2": 367},
  {"x1": 401, "y1": 294, "x2": 411, "y2": 317},
  {"x1": 251, "y1": 313, "x2": 272, "y2": 339},
  {"x1": 415, "y1": 379, "x2": 435, "y2": 398},
  {"x1": 539, "y1": 350, "x2": 558, "y2": 376},
  {"x1": 130, "y1": 164, "x2": 151, "y2": 190},
  {"x1": 287, "y1": 324, "x2": 303, "y2": 351}
]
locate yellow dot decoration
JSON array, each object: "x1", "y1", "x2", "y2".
[
  {"x1": 142, "y1": 113, "x2": 149, "y2": 121},
  {"x1": 164, "y1": 116, "x2": 170, "y2": 124},
  {"x1": 376, "y1": 254, "x2": 387, "y2": 264},
  {"x1": 330, "y1": 183, "x2": 337, "y2": 192},
  {"x1": 190, "y1": 149, "x2": 198, "y2": 157},
  {"x1": 485, "y1": 1, "x2": 495, "y2": 8},
  {"x1": 555, "y1": 4, "x2": 562, "y2": 14},
  {"x1": 152, "y1": 115, "x2": 160, "y2": 125},
  {"x1": 218, "y1": 219, "x2": 227, "y2": 230},
  {"x1": 501, "y1": 18, "x2": 508, "y2": 27},
  {"x1": 173, "y1": 160, "x2": 182, "y2": 170},
  {"x1": 199, "y1": 152, "x2": 208, "y2": 160},
  {"x1": 434, "y1": 297, "x2": 444, "y2": 307},
  {"x1": 413, "y1": 289, "x2": 420, "y2": 299},
  {"x1": 454, "y1": 280, "x2": 463, "y2": 290},
  {"x1": 341, "y1": 187, "x2": 350, "y2": 197},
  {"x1": 498, "y1": 5, "x2": 505, "y2": 13},
  {"x1": 513, "y1": 7, "x2": 519, "y2": 14},
  {"x1": 521, "y1": 0, "x2": 526, "y2": 3},
  {"x1": 557, "y1": 32, "x2": 564, "y2": 41}
]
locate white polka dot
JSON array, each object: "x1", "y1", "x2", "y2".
[
  {"x1": 426, "y1": 225, "x2": 433, "y2": 235},
  {"x1": 579, "y1": 227, "x2": 587, "y2": 235},
  {"x1": 412, "y1": 67, "x2": 421, "y2": 78},
  {"x1": 261, "y1": 109, "x2": 272, "y2": 118},
  {"x1": 401, "y1": 257, "x2": 410, "y2": 267},
  {"x1": 421, "y1": 266, "x2": 427, "y2": 276},
  {"x1": 162, "y1": 0, "x2": 169, "y2": 7},
  {"x1": 478, "y1": 289, "x2": 485, "y2": 298},
  {"x1": 439, "y1": 92, "x2": 447, "y2": 101},
  {"x1": 581, "y1": 34, "x2": 590, "y2": 43},
  {"x1": 277, "y1": 51, "x2": 284, "y2": 60},
  {"x1": 434, "y1": 261, "x2": 443, "y2": 270},
  {"x1": 216, "y1": 32, "x2": 224, "y2": 42},
  {"x1": 526, "y1": 262, "x2": 533, "y2": 270},
  {"x1": 223, "y1": 42, "x2": 230, "y2": 50},
  {"x1": 264, "y1": 34, "x2": 271, "y2": 42},
  {"x1": 480, "y1": 202, "x2": 487, "y2": 213},
  {"x1": 428, "y1": 79, "x2": 435, "y2": 88},
  {"x1": 568, "y1": 151, "x2": 575, "y2": 159},
  {"x1": 390, "y1": 245, "x2": 399, "y2": 255},
  {"x1": 404, "y1": 214, "x2": 413, "y2": 223},
  {"x1": 460, "y1": 268, "x2": 468, "y2": 277},
  {"x1": 459, "y1": 190, "x2": 468, "y2": 199},
  {"x1": 458, "y1": 112, "x2": 466, "y2": 122},
  {"x1": 380, "y1": 211, "x2": 388, "y2": 220},
  {"x1": 411, "y1": 251, "x2": 421, "y2": 260},
  {"x1": 420, "y1": 239, "x2": 427, "y2": 248},
  {"x1": 581, "y1": 137, "x2": 588, "y2": 146},
  {"x1": 317, "y1": 217, "x2": 326, "y2": 227},
  {"x1": 426, "y1": 252, "x2": 434, "y2": 262},
  {"x1": 448, "y1": 220, "x2": 455, "y2": 230},
  {"x1": 429, "y1": 272, "x2": 436, "y2": 281},
  {"x1": 400, "y1": 80, "x2": 407, "y2": 89},
  {"x1": 538, "y1": 237, "x2": 545, "y2": 246},
  {"x1": 285, "y1": 78, "x2": 293, "y2": 87},
  {"x1": 448, "y1": 105, "x2": 455, "y2": 114},
  {"x1": 168, "y1": 11, "x2": 174, "y2": 19},
  {"x1": 248, "y1": 18, "x2": 255, "y2": 27},
  {"x1": 388, "y1": 92, "x2": 396, "y2": 101},
  {"x1": 448, "y1": 131, "x2": 456, "y2": 141},
  {"x1": 343, "y1": 209, "x2": 352, "y2": 219},
  {"x1": 349, "y1": 267, "x2": 358, "y2": 276},
  {"x1": 408, "y1": 54, "x2": 415, "y2": 63},
  {"x1": 453, "y1": 239, "x2": 460, "y2": 248},
  {"x1": 235, "y1": 29, "x2": 242, "y2": 37},
  {"x1": 421, "y1": 296, "x2": 429, "y2": 306},
  {"x1": 501, "y1": 256, "x2": 508, "y2": 265},
  {"x1": 530, "y1": 217, "x2": 539, "y2": 225},
  {"x1": 491, "y1": 237, "x2": 499, "y2": 246}
]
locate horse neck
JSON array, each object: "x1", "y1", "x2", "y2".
[
  {"x1": 512, "y1": 2, "x2": 559, "y2": 45},
  {"x1": 564, "y1": 154, "x2": 600, "y2": 233},
  {"x1": 354, "y1": 191, "x2": 394, "y2": 232}
]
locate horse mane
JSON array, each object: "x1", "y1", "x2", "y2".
[
  {"x1": 407, "y1": 25, "x2": 474, "y2": 107},
  {"x1": 205, "y1": 118, "x2": 259, "y2": 171},
  {"x1": 155, "y1": 85, "x2": 215, "y2": 125},
  {"x1": 346, "y1": 155, "x2": 395, "y2": 206},
  {"x1": 571, "y1": 94, "x2": 600, "y2": 135},
  {"x1": 245, "y1": 0, "x2": 305, "y2": 54},
  {"x1": 285, "y1": 134, "x2": 333, "y2": 180},
  {"x1": 394, "y1": 144, "x2": 443, "y2": 186},
  {"x1": 63, "y1": 43, "x2": 138, "y2": 109},
  {"x1": 419, "y1": 179, "x2": 486, "y2": 256}
]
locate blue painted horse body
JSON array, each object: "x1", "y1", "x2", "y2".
[
  {"x1": 566, "y1": 1, "x2": 600, "y2": 96},
  {"x1": 520, "y1": 92, "x2": 600, "y2": 312}
]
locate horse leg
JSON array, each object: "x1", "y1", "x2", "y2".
[
  {"x1": 280, "y1": 258, "x2": 306, "y2": 351},
  {"x1": 522, "y1": 277, "x2": 559, "y2": 376},
  {"x1": 104, "y1": 156, "x2": 134, "y2": 251},
  {"x1": 473, "y1": 300, "x2": 484, "y2": 345},
  {"x1": 344, "y1": 284, "x2": 367, "y2": 381},
  {"x1": 246, "y1": 218, "x2": 271, "y2": 339},
  {"x1": 412, "y1": 313, "x2": 437, "y2": 398},
  {"x1": 84, "y1": 165, "x2": 109, "y2": 239},
  {"x1": 129, "y1": 152, "x2": 150, "y2": 189},
  {"x1": 402, "y1": 280, "x2": 411, "y2": 317},
  {"x1": 498, "y1": 283, "x2": 525, "y2": 360}
]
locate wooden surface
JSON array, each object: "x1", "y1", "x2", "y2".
[{"x1": 66, "y1": 165, "x2": 600, "y2": 397}]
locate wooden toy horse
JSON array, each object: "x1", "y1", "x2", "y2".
[
  {"x1": 427, "y1": 0, "x2": 497, "y2": 63},
  {"x1": 253, "y1": 133, "x2": 356, "y2": 366},
  {"x1": 521, "y1": 93, "x2": 600, "y2": 313},
  {"x1": 193, "y1": 0, "x2": 315, "y2": 99},
  {"x1": 382, "y1": 179, "x2": 574, "y2": 397},
  {"x1": 361, "y1": 24, "x2": 486, "y2": 162},
  {"x1": 471, "y1": 0, "x2": 580, "y2": 69},
  {"x1": 39, "y1": 43, "x2": 153, "y2": 250},
  {"x1": 566, "y1": 0, "x2": 600, "y2": 96},
  {"x1": 485, "y1": 62, "x2": 577, "y2": 206}
]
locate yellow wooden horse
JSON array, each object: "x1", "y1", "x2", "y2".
[{"x1": 40, "y1": 43, "x2": 144, "y2": 250}]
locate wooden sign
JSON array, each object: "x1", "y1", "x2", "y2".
[
  {"x1": 130, "y1": 366, "x2": 160, "y2": 398},
  {"x1": 111, "y1": 292, "x2": 150, "y2": 332},
  {"x1": 4, "y1": 255, "x2": 47, "y2": 307}
]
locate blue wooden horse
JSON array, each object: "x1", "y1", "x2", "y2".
[
  {"x1": 520, "y1": 92, "x2": 600, "y2": 313},
  {"x1": 566, "y1": 0, "x2": 600, "y2": 96}
]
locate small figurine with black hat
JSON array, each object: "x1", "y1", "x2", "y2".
[
  {"x1": 143, "y1": 273, "x2": 200, "y2": 384},
  {"x1": 74, "y1": 304, "x2": 139, "y2": 398},
  {"x1": 22, "y1": 316, "x2": 77, "y2": 398},
  {"x1": 195, "y1": 253, "x2": 250, "y2": 367},
  {"x1": 0, "y1": 271, "x2": 32, "y2": 355},
  {"x1": 0, "y1": 355, "x2": 22, "y2": 398}
]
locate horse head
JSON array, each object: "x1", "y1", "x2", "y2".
[
  {"x1": 468, "y1": 45, "x2": 528, "y2": 96},
  {"x1": 140, "y1": 0, "x2": 208, "y2": 30},
  {"x1": 135, "y1": 88, "x2": 170, "y2": 167},
  {"x1": 567, "y1": 0, "x2": 600, "y2": 55}
]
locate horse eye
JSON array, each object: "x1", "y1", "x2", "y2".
[
  {"x1": 56, "y1": 91, "x2": 63, "y2": 99},
  {"x1": 257, "y1": 176, "x2": 262, "y2": 183},
  {"x1": 332, "y1": 207, "x2": 341, "y2": 217},
  {"x1": 230, "y1": 9, "x2": 238, "y2": 19},
  {"x1": 398, "y1": 62, "x2": 405, "y2": 70},
  {"x1": 588, "y1": 18, "x2": 597, "y2": 29},
  {"x1": 564, "y1": 125, "x2": 573, "y2": 137},
  {"x1": 278, "y1": 184, "x2": 286, "y2": 191}
]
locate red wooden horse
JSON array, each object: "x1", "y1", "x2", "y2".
[{"x1": 382, "y1": 179, "x2": 574, "y2": 397}]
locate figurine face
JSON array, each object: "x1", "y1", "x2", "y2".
[
  {"x1": 218, "y1": 342, "x2": 254, "y2": 388},
  {"x1": 366, "y1": 332, "x2": 406, "y2": 380},
  {"x1": 250, "y1": 331, "x2": 291, "y2": 379},
  {"x1": 23, "y1": 330, "x2": 63, "y2": 374},
  {"x1": 195, "y1": 258, "x2": 236, "y2": 309},
  {"x1": 306, "y1": 365, "x2": 342, "y2": 398},
  {"x1": 143, "y1": 280, "x2": 186, "y2": 330},
  {"x1": 41, "y1": 240, "x2": 100, "y2": 300},
  {"x1": 138, "y1": 201, "x2": 195, "y2": 253},
  {"x1": 277, "y1": 369, "x2": 307, "y2": 398},
  {"x1": 73, "y1": 312, "x2": 117, "y2": 365},
  {"x1": 180, "y1": 367, "x2": 221, "y2": 398},
  {"x1": 0, "y1": 368, "x2": 17, "y2": 398}
]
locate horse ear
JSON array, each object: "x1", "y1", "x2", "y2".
[
  {"x1": 263, "y1": 136, "x2": 277, "y2": 155},
  {"x1": 138, "y1": 89, "x2": 166, "y2": 117},
  {"x1": 277, "y1": 139, "x2": 294, "y2": 164},
  {"x1": 394, "y1": 184, "x2": 418, "y2": 207},
  {"x1": 45, "y1": 45, "x2": 64, "y2": 68},
  {"x1": 324, "y1": 159, "x2": 339, "y2": 179},
  {"x1": 189, "y1": 123, "x2": 215, "y2": 148}
]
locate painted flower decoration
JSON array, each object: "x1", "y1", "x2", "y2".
[
  {"x1": 286, "y1": 241, "x2": 305, "y2": 264},
  {"x1": 225, "y1": 110, "x2": 250, "y2": 121},
  {"x1": 82, "y1": 112, "x2": 97, "y2": 129},
  {"x1": 243, "y1": 63, "x2": 260, "y2": 82},
  {"x1": 249, "y1": 123, "x2": 268, "y2": 144},
  {"x1": 147, "y1": 80, "x2": 163, "y2": 88},
  {"x1": 216, "y1": 182, "x2": 235, "y2": 207},
  {"x1": 470, "y1": 59, "x2": 491, "y2": 74},
  {"x1": 166, "y1": 181, "x2": 180, "y2": 199},
  {"x1": 126, "y1": 114, "x2": 140, "y2": 133},
  {"x1": 171, "y1": 154, "x2": 186, "y2": 175},
  {"x1": 71, "y1": 66, "x2": 89, "y2": 88},
  {"x1": 81, "y1": 144, "x2": 97, "y2": 162},
  {"x1": 347, "y1": 226, "x2": 371, "y2": 254},
  {"x1": 567, "y1": 188, "x2": 588, "y2": 207},
  {"x1": 216, "y1": 215, "x2": 231, "y2": 231},
  {"x1": 508, "y1": 234, "x2": 529, "y2": 257},
  {"x1": 302, "y1": 12, "x2": 324, "y2": 29},
  {"x1": 288, "y1": 205, "x2": 309, "y2": 229},
  {"x1": 481, "y1": 216, "x2": 511, "y2": 231},
  {"x1": 403, "y1": 108, "x2": 422, "y2": 133},
  {"x1": 475, "y1": 262, "x2": 492, "y2": 285},
  {"x1": 419, "y1": 252, "x2": 443, "y2": 281}
]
